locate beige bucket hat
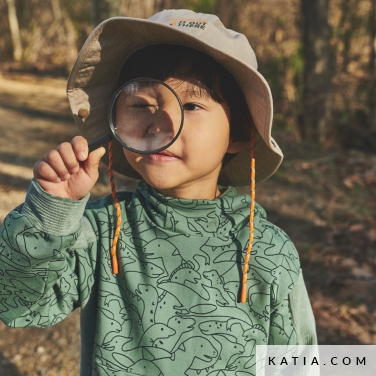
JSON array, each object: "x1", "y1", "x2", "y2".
[{"x1": 66, "y1": 9, "x2": 283, "y2": 186}]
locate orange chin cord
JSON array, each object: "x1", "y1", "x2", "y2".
[
  {"x1": 240, "y1": 127, "x2": 256, "y2": 303},
  {"x1": 108, "y1": 140, "x2": 120, "y2": 274}
]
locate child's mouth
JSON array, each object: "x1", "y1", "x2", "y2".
[{"x1": 147, "y1": 150, "x2": 179, "y2": 162}]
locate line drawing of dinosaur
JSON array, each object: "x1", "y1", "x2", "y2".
[
  {"x1": 154, "y1": 292, "x2": 182, "y2": 325},
  {"x1": 223, "y1": 280, "x2": 241, "y2": 302},
  {"x1": 138, "y1": 323, "x2": 176, "y2": 347},
  {"x1": 158, "y1": 279, "x2": 210, "y2": 309},
  {"x1": 0, "y1": 243, "x2": 31, "y2": 268},
  {"x1": 95, "y1": 306, "x2": 125, "y2": 347},
  {"x1": 6, "y1": 268, "x2": 48, "y2": 283},
  {"x1": 135, "y1": 283, "x2": 159, "y2": 330},
  {"x1": 122, "y1": 259, "x2": 165, "y2": 279},
  {"x1": 191, "y1": 211, "x2": 221, "y2": 235},
  {"x1": 203, "y1": 270, "x2": 225, "y2": 288},
  {"x1": 127, "y1": 359, "x2": 162, "y2": 376},
  {"x1": 152, "y1": 336, "x2": 218, "y2": 376},
  {"x1": 243, "y1": 324, "x2": 268, "y2": 343},
  {"x1": 6, "y1": 310, "x2": 49, "y2": 328},
  {"x1": 199, "y1": 320, "x2": 239, "y2": 343},
  {"x1": 155, "y1": 315, "x2": 195, "y2": 352},
  {"x1": 212, "y1": 251, "x2": 241, "y2": 277},
  {"x1": 269, "y1": 320, "x2": 293, "y2": 343},
  {"x1": 112, "y1": 345, "x2": 172, "y2": 369},
  {"x1": 97, "y1": 296, "x2": 134, "y2": 338},
  {"x1": 93, "y1": 345, "x2": 130, "y2": 374},
  {"x1": 185, "y1": 305, "x2": 254, "y2": 329},
  {"x1": 101, "y1": 332, "x2": 133, "y2": 351},
  {"x1": 201, "y1": 284, "x2": 231, "y2": 306},
  {"x1": 226, "y1": 339, "x2": 256, "y2": 374},
  {"x1": 168, "y1": 234, "x2": 211, "y2": 270},
  {"x1": 168, "y1": 263, "x2": 201, "y2": 286},
  {"x1": 247, "y1": 290, "x2": 271, "y2": 319},
  {"x1": 209, "y1": 334, "x2": 245, "y2": 371},
  {"x1": 141, "y1": 238, "x2": 182, "y2": 277}
]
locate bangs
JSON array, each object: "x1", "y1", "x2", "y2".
[
  {"x1": 166, "y1": 77, "x2": 221, "y2": 102},
  {"x1": 118, "y1": 44, "x2": 225, "y2": 103}
]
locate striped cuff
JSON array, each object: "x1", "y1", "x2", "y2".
[{"x1": 21, "y1": 179, "x2": 90, "y2": 236}]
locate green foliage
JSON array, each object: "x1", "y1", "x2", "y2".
[
  {"x1": 258, "y1": 42, "x2": 305, "y2": 132},
  {"x1": 181, "y1": 0, "x2": 217, "y2": 13},
  {"x1": 290, "y1": 42, "x2": 305, "y2": 102},
  {"x1": 276, "y1": 17, "x2": 285, "y2": 27},
  {"x1": 290, "y1": 42, "x2": 304, "y2": 76},
  {"x1": 63, "y1": 0, "x2": 92, "y2": 48}
]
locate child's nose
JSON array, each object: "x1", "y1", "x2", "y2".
[
  {"x1": 146, "y1": 108, "x2": 181, "y2": 146},
  {"x1": 148, "y1": 110, "x2": 175, "y2": 133}
]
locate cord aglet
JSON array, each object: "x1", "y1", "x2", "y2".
[
  {"x1": 111, "y1": 256, "x2": 119, "y2": 275},
  {"x1": 240, "y1": 285, "x2": 247, "y2": 303}
]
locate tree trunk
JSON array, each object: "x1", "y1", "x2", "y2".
[
  {"x1": 371, "y1": 0, "x2": 376, "y2": 75},
  {"x1": 61, "y1": 6, "x2": 78, "y2": 67},
  {"x1": 213, "y1": 0, "x2": 240, "y2": 30},
  {"x1": 300, "y1": 0, "x2": 333, "y2": 144},
  {"x1": 51, "y1": 0, "x2": 65, "y2": 43},
  {"x1": 92, "y1": 0, "x2": 100, "y2": 26},
  {"x1": 120, "y1": 0, "x2": 156, "y2": 18},
  {"x1": 370, "y1": 0, "x2": 376, "y2": 129},
  {"x1": 5, "y1": 0, "x2": 23, "y2": 62}
]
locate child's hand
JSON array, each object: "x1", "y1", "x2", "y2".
[{"x1": 33, "y1": 136, "x2": 106, "y2": 200}]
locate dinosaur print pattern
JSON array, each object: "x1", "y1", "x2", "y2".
[{"x1": 0, "y1": 182, "x2": 301, "y2": 376}]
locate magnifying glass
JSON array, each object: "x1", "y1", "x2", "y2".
[{"x1": 88, "y1": 78, "x2": 184, "y2": 153}]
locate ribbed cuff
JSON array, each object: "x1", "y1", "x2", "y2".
[{"x1": 21, "y1": 179, "x2": 90, "y2": 236}]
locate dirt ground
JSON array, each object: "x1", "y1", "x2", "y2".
[{"x1": 0, "y1": 71, "x2": 375, "y2": 375}]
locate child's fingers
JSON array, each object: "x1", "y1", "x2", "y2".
[
  {"x1": 56, "y1": 142, "x2": 81, "y2": 174},
  {"x1": 71, "y1": 136, "x2": 89, "y2": 162},
  {"x1": 85, "y1": 147, "x2": 106, "y2": 176},
  {"x1": 42, "y1": 149, "x2": 72, "y2": 181},
  {"x1": 33, "y1": 159, "x2": 62, "y2": 183}
]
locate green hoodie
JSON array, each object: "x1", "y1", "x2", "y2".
[{"x1": 0, "y1": 180, "x2": 316, "y2": 376}]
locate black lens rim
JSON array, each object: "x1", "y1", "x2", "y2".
[{"x1": 108, "y1": 77, "x2": 185, "y2": 154}]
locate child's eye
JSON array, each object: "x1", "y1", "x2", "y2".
[
  {"x1": 130, "y1": 104, "x2": 158, "y2": 113},
  {"x1": 183, "y1": 103, "x2": 202, "y2": 111},
  {"x1": 132, "y1": 104, "x2": 156, "y2": 109}
]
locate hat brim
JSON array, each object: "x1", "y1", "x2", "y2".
[{"x1": 67, "y1": 17, "x2": 283, "y2": 186}]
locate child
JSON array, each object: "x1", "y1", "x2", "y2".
[{"x1": 0, "y1": 9, "x2": 316, "y2": 376}]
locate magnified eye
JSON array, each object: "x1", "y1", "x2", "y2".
[
  {"x1": 183, "y1": 103, "x2": 201, "y2": 111},
  {"x1": 130, "y1": 104, "x2": 158, "y2": 113},
  {"x1": 131, "y1": 104, "x2": 154, "y2": 108},
  {"x1": 132, "y1": 104, "x2": 148, "y2": 108},
  {"x1": 104, "y1": 78, "x2": 185, "y2": 153}
]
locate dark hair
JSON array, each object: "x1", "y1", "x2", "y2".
[{"x1": 118, "y1": 44, "x2": 253, "y2": 142}]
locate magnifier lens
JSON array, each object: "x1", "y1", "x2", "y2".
[{"x1": 110, "y1": 79, "x2": 183, "y2": 153}]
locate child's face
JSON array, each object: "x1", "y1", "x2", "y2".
[{"x1": 122, "y1": 78, "x2": 244, "y2": 198}]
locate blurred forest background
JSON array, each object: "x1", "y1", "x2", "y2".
[
  {"x1": 1, "y1": 0, "x2": 376, "y2": 147},
  {"x1": 0, "y1": 0, "x2": 376, "y2": 375}
]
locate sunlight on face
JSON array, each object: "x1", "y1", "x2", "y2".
[{"x1": 122, "y1": 77, "x2": 244, "y2": 199}]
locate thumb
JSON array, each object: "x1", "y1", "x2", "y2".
[{"x1": 85, "y1": 147, "x2": 106, "y2": 177}]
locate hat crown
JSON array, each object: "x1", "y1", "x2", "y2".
[{"x1": 149, "y1": 9, "x2": 258, "y2": 70}]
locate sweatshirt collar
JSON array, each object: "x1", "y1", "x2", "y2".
[{"x1": 133, "y1": 181, "x2": 253, "y2": 237}]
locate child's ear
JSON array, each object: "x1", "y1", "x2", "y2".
[{"x1": 226, "y1": 140, "x2": 248, "y2": 154}]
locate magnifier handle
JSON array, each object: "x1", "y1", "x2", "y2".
[{"x1": 88, "y1": 133, "x2": 113, "y2": 153}]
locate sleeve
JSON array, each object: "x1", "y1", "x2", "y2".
[
  {"x1": 267, "y1": 269, "x2": 317, "y2": 347},
  {"x1": 288, "y1": 269, "x2": 318, "y2": 345},
  {"x1": 256, "y1": 215, "x2": 316, "y2": 346},
  {"x1": 0, "y1": 180, "x2": 98, "y2": 328}
]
